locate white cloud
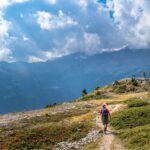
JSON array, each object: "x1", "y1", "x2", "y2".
[
  {"x1": 35, "y1": 10, "x2": 78, "y2": 30},
  {"x1": 0, "y1": 15, "x2": 11, "y2": 42},
  {"x1": 28, "y1": 51, "x2": 69, "y2": 63},
  {"x1": 106, "y1": 0, "x2": 150, "y2": 49},
  {"x1": 42, "y1": 35, "x2": 78, "y2": 60},
  {"x1": 42, "y1": 50, "x2": 69, "y2": 60},
  {"x1": 0, "y1": 0, "x2": 29, "y2": 9},
  {"x1": 0, "y1": 48, "x2": 14, "y2": 62},
  {"x1": 0, "y1": 0, "x2": 30, "y2": 62},
  {"x1": 75, "y1": 0, "x2": 88, "y2": 10},
  {"x1": 28, "y1": 35, "x2": 78, "y2": 62},
  {"x1": 28, "y1": 56, "x2": 45, "y2": 63},
  {"x1": 1, "y1": 0, "x2": 150, "y2": 62},
  {"x1": 84, "y1": 32, "x2": 101, "y2": 54},
  {"x1": 101, "y1": 44, "x2": 128, "y2": 52},
  {"x1": 0, "y1": 13, "x2": 13, "y2": 62},
  {"x1": 45, "y1": 0, "x2": 57, "y2": 5},
  {"x1": 23, "y1": 36, "x2": 29, "y2": 41}
]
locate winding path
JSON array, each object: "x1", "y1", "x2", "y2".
[{"x1": 96, "y1": 104, "x2": 126, "y2": 150}]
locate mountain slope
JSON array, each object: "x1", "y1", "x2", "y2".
[
  {"x1": 0, "y1": 48, "x2": 150, "y2": 113},
  {"x1": 0, "y1": 78, "x2": 149, "y2": 150}
]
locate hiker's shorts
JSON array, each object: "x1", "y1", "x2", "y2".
[{"x1": 102, "y1": 116, "x2": 108, "y2": 125}]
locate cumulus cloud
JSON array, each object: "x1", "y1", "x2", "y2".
[
  {"x1": 84, "y1": 32, "x2": 101, "y2": 54},
  {"x1": 106, "y1": 0, "x2": 150, "y2": 48},
  {"x1": 28, "y1": 35, "x2": 78, "y2": 62},
  {"x1": 0, "y1": 0, "x2": 150, "y2": 62},
  {"x1": 0, "y1": 13, "x2": 14, "y2": 62},
  {"x1": 0, "y1": 0, "x2": 30, "y2": 62},
  {"x1": 74, "y1": 0, "x2": 89, "y2": 10},
  {"x1": 0, "y1": 48, "x2": 14, "y2": 62},
  {"x1": 28, "y1": 50, "x2": 69, "y2": 63},
  {"x1": 0, "y1": 13, "x2": 11, "y2": 42},
  {"x1": 35, "y1": 10, "x2": 78, "y2": 30},
  {"x1": 0, "y1": 0, "x2": 29, "y2": 9}
]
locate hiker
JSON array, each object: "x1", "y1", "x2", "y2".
[{"x1": 99, "y1": 103, "x2": 111, "y2": 133}]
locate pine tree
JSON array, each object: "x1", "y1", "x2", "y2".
[
  {"x1": 143, "y1": 72, "x2": 146, "y2": 79},
  {"x1": 82, "y1": 89, "x2": 87, "y2": 96}
]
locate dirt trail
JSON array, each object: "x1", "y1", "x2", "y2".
[{"x1": 96, "y1": 104, "x2": 126, "y2": 150}]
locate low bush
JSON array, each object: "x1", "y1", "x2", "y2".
[
  {"x1": 110, "y1": 105, "x2": 150, "y2": 129},
  {"x1": 26, "y1": 108, "x2": 90, "y2": 125},
  {"x1": 131, "y1": 78, "x2": 139, "y2": 86},
  {"x1": 95, "y1": 91, "x2": 110, "y2": 99},
  {"x1": 118, "y1": 125, "x2": 150, "y2": 150},
  {"x1": 114, "y1": 85, "x2": 127, "y2": 93},
  {"x1": 45, "y1": 102, "x2": 60, "y2": 108},
  {"x1": 125, "y1": 99, "x2": 149, "y2": 108},
  {"x1": 79, "y1": 95, "x2": 94, "y2": 101},
  {"x1": 111, "y1": 103, "x2": 150, "y2": 150},
  {"x1": 0, "y1": 121, "x2": 93, "y2": 150}
]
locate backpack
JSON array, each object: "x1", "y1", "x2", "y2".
[{"x1": 101, "y1": 108, "x2": 108, "y2": 117}]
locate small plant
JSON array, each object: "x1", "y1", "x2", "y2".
[
  {"x1": 143, "y1": 72, "x2": 146, "y2": 79},
  {"x1": 113, "y1": 80, "x2": 120, "y2": 86},
  {"x1": 131, "y1": 77, "x2": 138, "y2": 86},
  {"x1": 95, "y1": 86, "x2": 100, "y2": 90},
  {"x1": 96, "y1": 91, "x2": 101, "y2": 96},
  {"x1": 115, "y1": 85, "x2": 127, "y2": 93},
  {"x1": 82, "y1": 89, "x2": 88, "y2": 96},
  {"x1": 45, "y1": 102, "x2": 60, "y2": 108},
  {"x1": 79, "y1": 94, "x2": 94, "y2": 101},
  {"x1": 44, "y1": 112, "x2": 49, "y2": 117},
  {"x1": 95, "y1": 91, "x2": 110, "y2": 99}
]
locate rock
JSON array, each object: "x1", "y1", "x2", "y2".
[{"x1": 53, "y1": 129, "x2": 100, "y2": 150}]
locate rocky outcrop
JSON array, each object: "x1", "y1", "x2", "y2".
[{"x1": 54, "y1": 129, "x2": 100, "y2": 150}]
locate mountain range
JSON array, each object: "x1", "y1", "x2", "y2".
[{"x1": 0, "y1": 48, "x2": 150, "y2": 114}]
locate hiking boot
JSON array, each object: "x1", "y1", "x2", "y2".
[
  {"x1": 99, "y1": 130, "x2": 103, "y2": 133},
  {"x1": 104, "y1": 127, "x2": 107, "y2": 134}
]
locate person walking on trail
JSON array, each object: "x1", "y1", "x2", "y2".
[{"x1": 99, "y1": 103, "x2": 111, "y2": 133}]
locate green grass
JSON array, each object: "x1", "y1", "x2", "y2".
[
  {"x1": 0, "y1": 106, "x2": 95, "y2": 149},
  {"x1": 119, "y1": 125, "x2": 150, "y2": 150},
  {"x1": 125, "y1": 98, "x2": 149, "y2": 108},
  {"x1": 0, "y1": 108, "x2": 91, "y2": 132},
  {"x1": 76, "y1": 92, "x2": 110, "y2": 102},
  {"x1": 29, "y1": 108, "x2": 90, "y2": 123},
  {"x1": 0, "y1": 120, "x2": 93, "y2": 150},
  {"x1": 111, "y1": 105, "x2": 150, "y2": 129},
  {"x1": 111, "y1": 100, "x2": 150, "y2": 150}
]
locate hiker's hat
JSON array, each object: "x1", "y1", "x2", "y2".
[{"x1": 102, "y1": 103, "x2": 106, "y2": 107}]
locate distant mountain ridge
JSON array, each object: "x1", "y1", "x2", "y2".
[{"x1": 0, "y1": 48, "x2": 150, "y2": 113}]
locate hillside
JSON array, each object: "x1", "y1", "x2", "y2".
[
  {"x1": 0, "y1": 78, "x2": 150, "y2": 150},
  {"x1": 0, "y1": 48, "x2": 150, "y2": 114}
]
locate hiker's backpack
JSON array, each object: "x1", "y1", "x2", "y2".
[{"x1": 101, "y1": 108, "x2": 108, "y2": 117}]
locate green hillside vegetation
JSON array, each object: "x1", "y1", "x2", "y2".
[
  {"x1": 111, "y1": 99, "x2": 150, "y2": 150},
  {"x1": 77, "y1": 78, "x2": 150, "y2": 102},
  {"x1": 0, "y1": 78, "x2": 149, "y2": 149},
  {"x1": 0, "y1": 105, "x2": 95, "y2": 149},
  {"x1": 125, "y1": 98, "x2": 149, "y2": 107},
  {"x1": 1, "y1": 121, "x2": 92, "y2": 150}
]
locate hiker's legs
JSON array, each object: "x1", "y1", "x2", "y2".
[
  {"x1": 105, "y1": 124, "x2": 108, "y2": 131},
  {"x1": 104, "y1": 124, "x2": 106, "y2": 131},
  {"x1": 102, "y1": 116, "x2": 108, "y2": 132},
  {"x1": 103, "y1": 124, "x2": 108, "y2": 133}
]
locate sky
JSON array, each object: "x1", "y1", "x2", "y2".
[{"x1": 0, "y1": 0, "x2": 150, "y2": 63}]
